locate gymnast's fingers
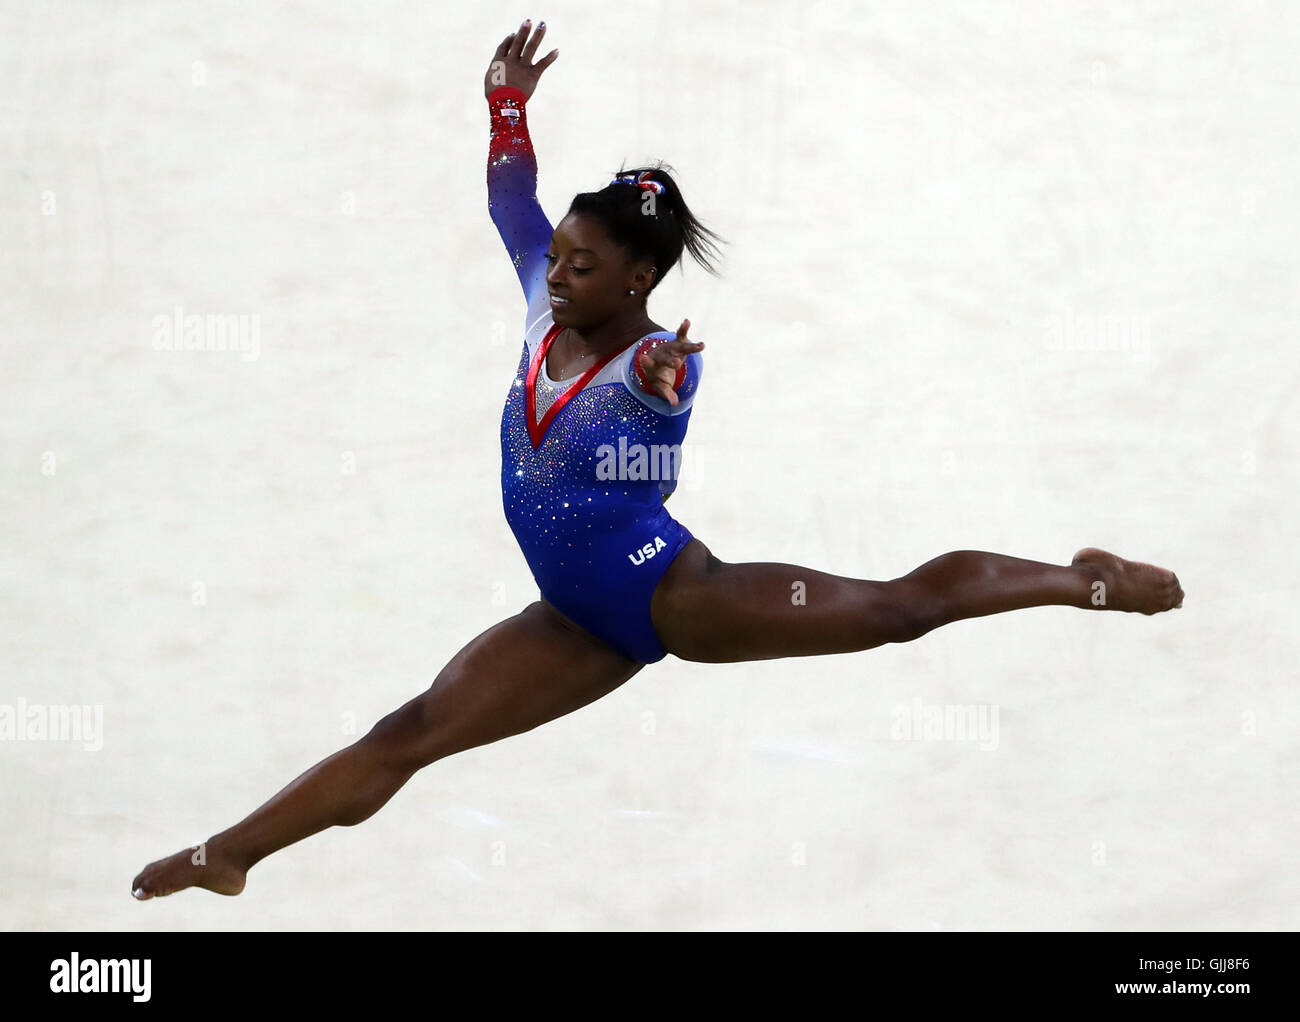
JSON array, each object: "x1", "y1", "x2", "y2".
[
  {"x1": 521, "y1": 20, "x2": 547, "y2": 62},
  {"x1": 508, "y1": 19, "x2": 530, "y2": 59}
]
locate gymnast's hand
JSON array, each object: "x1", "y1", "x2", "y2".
[
  {"x1": 639, "y1": 319, "x2": 704, "y2": 407},
  {"x1": 485, "y1": 19, "x2": 558, "y2": 102}
]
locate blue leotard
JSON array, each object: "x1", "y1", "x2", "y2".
[{"x1": 487, "y1": 85, "x2": 702, "y2": 663}]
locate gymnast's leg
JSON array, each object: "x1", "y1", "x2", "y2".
[
  {"x1": 131, "y1": 600, "x2": 642, "y2": 899},
  {"x1": 651, "y1": 541, "x2": 1183, "y2": 664}
]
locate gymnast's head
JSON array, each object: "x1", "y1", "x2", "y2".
[{"x1": 545, "y1": 164, "x2": 726, "y2": 327}]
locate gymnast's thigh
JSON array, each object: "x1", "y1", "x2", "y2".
[{"x1": 372, "y1": 601, "x2": 644, "y2": 766}]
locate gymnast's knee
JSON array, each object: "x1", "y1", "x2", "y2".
[
  {"x1": 361, "y1": 683, "x2": 453, "y2": 772},
  {"x1": 879, "y1": 579, "x2": 947, "y2": 644}
]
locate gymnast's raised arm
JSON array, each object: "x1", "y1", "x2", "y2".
[{"x1": 485, "y1": 20, "x2": 559, "y2": 313}]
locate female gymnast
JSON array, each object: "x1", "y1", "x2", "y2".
[{"x1": 132, "y1": 20, "x2": 1183, "y2": 900}]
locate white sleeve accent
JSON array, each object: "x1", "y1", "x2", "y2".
[{"x1": 523, "y1": 260, "x2": 553, "y2": 339}]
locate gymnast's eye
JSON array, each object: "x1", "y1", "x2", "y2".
[{"x1": 545, "y1": 253, "x2": 591, "y2": 274}]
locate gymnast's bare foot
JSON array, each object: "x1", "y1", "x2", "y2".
[
  {"x1": 1072, "y1": 547, "x2": 1183, "y2": 614},
  {"x1": 131, "y1": 841, "x2": 247, "y2": 900}
]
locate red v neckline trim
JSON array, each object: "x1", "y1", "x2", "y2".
[{"x1": 525, "y1": 323, "x2": 636, "y2": 450}]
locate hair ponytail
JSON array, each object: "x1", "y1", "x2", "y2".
[{"x1": 567, "y1": 161, "x2": 726, "y2": 293}]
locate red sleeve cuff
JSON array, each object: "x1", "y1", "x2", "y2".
[
  {"x1": 487, "y1": 85, "x2": 528, "y2": 105},
  {"x1": 633, "y1": 338, "x2": 687, "y2": 394}
]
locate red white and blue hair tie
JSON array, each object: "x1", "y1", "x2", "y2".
[{"x1": 609, "y1": 171, "x2": 665, "y2": 195}]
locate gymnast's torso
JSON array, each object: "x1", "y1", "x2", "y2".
[{"x1": 488, "y1": 85, "x2": 702, "y2": 662}]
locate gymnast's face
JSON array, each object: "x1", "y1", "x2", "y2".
[{"x1": 545, "y1": 213, "x2": 656, "y2": 330}]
